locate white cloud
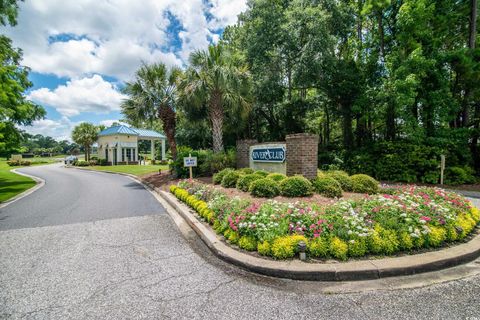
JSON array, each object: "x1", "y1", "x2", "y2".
[
  {"x1": 6, "y1": 0, "x2": 247, "y2": 81},
  {"x1": 99, "y1": 119, "x2": 127, "y2": 127},
  {"x1": 10, "y1": 1, "x2": 248, "y2": 140},
  {"x1": 27, "y1": 75, "x2": 127, "y2": 117},
  {"x1": 19, "y1": 117, "x2": 78, "y2": 141},
  {"x1": 208, "y1": 0, "x2": 247, "y2": 28}
]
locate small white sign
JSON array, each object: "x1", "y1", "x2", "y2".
[{"x1": 183, "y1": 157, "x2": 197, "y2": 167}]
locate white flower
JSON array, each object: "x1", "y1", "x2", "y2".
[
  {"x1": 349, "y1": 240, "x2": 355, "y2": 244},
  {"x1": 347, "y1": 230, "x2": 353, "y2": 235}
]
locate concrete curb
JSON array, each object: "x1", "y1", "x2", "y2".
[
  {"x1": 0, "y1": 169, "x2": 45, "y2": 209},
  {"x1": 65, "y1": 166, "x2": 480, "y2": 281},
  {"x1": 159, "y1": 190, "x2": 480, "y2": 281},
  {"x1": 64, "y1": 165, "x2": 140, "y2": 180}
]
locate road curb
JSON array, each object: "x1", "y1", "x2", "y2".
[
  {"x1": 158, "y1": 190, "x2": 480, "y2": 281},
  {"x1": 65, "y1": 166, "x2": 480, "y2": 281},
  {"x1": 0, "y1": 169, "x2": 45, "y2": 209}
]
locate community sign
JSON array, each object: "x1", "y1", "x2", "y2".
[{"x1": 251, "y1": 147, "x2": 286, "y2": 163}]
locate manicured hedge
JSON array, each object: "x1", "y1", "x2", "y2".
[
  {"x1": 236, "y1": 173, "x2": 263, "y2": 192},
  {"x1": 213, "y1": 168, "x2": 234, "y2": 184},
  {"x1": 351, "y1": 174, "x2": 379, "y2": 194},
  {"x1": 266, "y1": 173, "x2": 287, "y2": 182},
  {"x1": 279, "y1": 176, "x2": 313, "y2": 197},
  {"x1": 249, "y1": 178, "x2": 280, "y2": 198},
  {"x1": 312, "y1": 176, "x2": 343, "y2": 198},
  {"x1": 221, "y1": 171, "x2": 242, "y2": 188}
]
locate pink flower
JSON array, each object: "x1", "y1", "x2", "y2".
[{"x1": 420, "y1": 216, "x2": 431, "y2": 222}]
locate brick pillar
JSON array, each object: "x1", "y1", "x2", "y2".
[
  {"x1": 286, "y1": 133, "x2": 319, "y2": 180},
  {"x1": 236, "y1": 139, "x2": 258, "y2": 169}
]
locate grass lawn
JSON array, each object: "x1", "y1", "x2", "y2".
[
  {"x1": 0, "y1": 160, "x2": 37, "y2": 203},
  {"x1": 87, "y1": 164, "x2": 169, "y2": 177}
]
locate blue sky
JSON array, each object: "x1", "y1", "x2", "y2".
[{"x1": 5, "y1": 0, "x2": 246, "y2": 140}]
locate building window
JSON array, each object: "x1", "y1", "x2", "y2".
[
  {"x1": 126, "y1": 148, "x2": 131, "y2": 161},
  {"x1": 122, "y1": 148, "x2": 125, "y2": 162},
  {"x1": 132, "y1": 148, "x2": 136, "y2": 161}
]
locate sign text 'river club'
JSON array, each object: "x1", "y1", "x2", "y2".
[{"x1": 251, "y1": 147, "x2": 286, "y2": 163}]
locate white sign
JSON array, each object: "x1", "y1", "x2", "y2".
[{"x1": 183, "y1": 157, "x2": 197, "y2": 167}]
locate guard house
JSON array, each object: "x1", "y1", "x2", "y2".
[{"x1": 97, "y1": 125, "x2": 166, "y2": 165}]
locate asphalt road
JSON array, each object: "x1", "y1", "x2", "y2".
[
  {"x1": 0, "y1": 163, "x2": 165, "y2": 230},
  {"x1": 1, "y1": 164, "x2": 480, "y2": 320}
]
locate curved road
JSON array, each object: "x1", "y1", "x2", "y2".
[
  {"x1": 1, "y1": 164, "x2": 480, "y2": 319},
  {"x1": 0, "y1": 163, "x2": 165, "y2": 231}
]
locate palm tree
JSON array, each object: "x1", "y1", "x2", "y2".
[
  {"x1": 180, "y1": 44, "x2": 251, "y2": 153},
  {"x1": 121, "y1": 63, "x2": 181, "y2": 160},
  {"x1": 71, "y1": 122, "x2": 98, "y2": 161}
]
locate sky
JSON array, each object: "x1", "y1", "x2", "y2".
[{"x1": 4, "y1": 0, "x2": 247, "y2": 141}]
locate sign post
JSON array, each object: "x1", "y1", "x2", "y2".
[
  {"x1": 183, "y1": 153, "x2": 197, "y2": 179},
  {"x1": 440, "y1": 154, "x2": 445, "y2": 185}
]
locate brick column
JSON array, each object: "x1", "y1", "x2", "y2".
[
  {"x1": 236, "y1": 139, "x2": 258, "y2": 169},
  {"x1": 286, "y1": 133, "x2": 319, "y2": 180}
]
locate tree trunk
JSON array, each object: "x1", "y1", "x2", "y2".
[
  {"x1": 210, "y1": 92, "x2": 224, "y2": 153},
  {"x1": 341, "y1": 103, "x2": 353, "y2": 149},
  {"x1": 470, "y1": 0, "x2": 477, "y2": 49},
  {"x1": 324, "y1": 106, "x2": 330, "y2": 145},
  {"x1": 158, "y1": 104, "x2": 177, "y2": 160},
  {"x1": 386, "y1": 100, "x2": 396, "y2": 141},
  {"x1": 85, "y1": 144, "x2": 88, "y2": 161},
  {"x1": 378, "y1": 10, "x2": 385, "y2": 62}
]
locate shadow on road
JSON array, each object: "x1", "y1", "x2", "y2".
[{"x1": 122, "y1": 182, "x2": 147, "y2": 190}]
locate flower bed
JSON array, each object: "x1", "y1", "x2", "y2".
[{"x1": 170, "y1": 180, "x2": 480, "y2": 261}]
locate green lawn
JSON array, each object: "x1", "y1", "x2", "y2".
[
  {"x1": 0, "y1": 160, "x2": 37, "y2": 203},
  {"x1": 28, "y1": 155, "x2": 67, "y2": 166},
  {"x1": 86, "y1": 164, "x2": 169, "y2": 176}
]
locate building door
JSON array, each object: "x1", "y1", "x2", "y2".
[
  {"x1": 113, "y1": 148, "x2": 117, "y2": 165},
  {"x1": 105, "y1": 148, "x2": 109, "y2": 162}
]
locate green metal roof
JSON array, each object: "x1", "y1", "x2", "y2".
[{"x1": 98, "y1": 125, "x2": 165, "y2": 139}]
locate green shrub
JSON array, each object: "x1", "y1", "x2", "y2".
[
  {"x1": 249, "y1": 178, "x2": 280, "y2": 198},
  {"x1": 271, "y1": 235, "x2": 308, "y2": 259},
  {"x1": 257, "y1": 241, "x2": 271, "y2": 256},
  {"x1": 343, "y1": 142, "x2": 445, "y2": 183},
  {"x1": 347, "y1": 238, "x2": 368, "y2": 257},
  {"x1": 238, "y1": 236, "x2": 257, "y2": 251},
  {"x1": 75, "y1": 160, "x2": 89, "y2": 167},
  {"x1": 213, "y1": 168, "x2": 234, "y2": 184},
  {"x1": 227, "y1": 231, "x2": 240, "y2": 244},
  {"x1": 307, "y1": 237, "x2": 329, "y2": 258},
  {"x1": 312, "y1": 176, "x2": 343, "y2": 198},
  {"x1": 326, "y1": 170, "x2": 353, "y2": 191},
  {"x1": 368, "y1": 226, "x2": 399, "y2": 255},
  {"x1": 171, "y1": 147, "x2": 235, "y2": 178},
  {"x1": 445, "y1": 225, "x2": 458, "y2": 242},
  {"x1": 254, "y1": 170, "x2": 269, "y2": 177},
  {"x1": 239, "y1": 167, "x2": 254, "y2": 174},
  {"x1": 221, "y1": 171, "x2": 242, "y2": 188},
  {"x1": 200, "y1": 149, "x2": 236, "y2": 175},
  {"x1": 426, "y1": 226, "x2": 447, "y2": 247},
  {"x1": 445, "y1": 166, "x2": 476, "y2": 185},
  {"x1": 279, "y1": 176, "x2": 313, "y2": 197},
  {"x1": 236, "y1": 173, "x2": 263, "y2": 192},
  {"x1": 398, "y1": 231, "x2": 414, "y2": 250},
  {"x1": 266, "y1": 173, "x2": 287, "y2": 182},
  {"x1": 88, "y1": 160, "x2": 98, "y2": 166},
  {"x1": 97, "y1": 159, "x2": 108, "y2": 166},
  {"x1": 7, "y1": 160, "x2": 32, "y2": 166},
  {"x1": 351, "y1": 174, "x2": 379, "y2": 194},
  {"x1": 329, "y1": 237, "x2": 348, "y2": 260}
]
